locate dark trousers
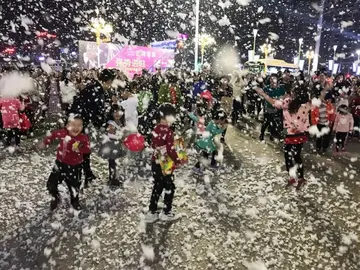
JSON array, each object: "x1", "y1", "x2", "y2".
[
  {"x1": 47, "y1": 160, "x2": 82, "y2": 202},
  {"x1": 82, "y1": 153, "x2": 93, "y2": 179},
  {"x1": 260, "y1": 113, "x2": 277, "y2": 138},
  {"x1": 284, "y1": 143, "x2": 304, "y2": 179},
  {"x1": 6, "y1": 128, "x2": 20, "y2": 146},
  {"x1": 316, "y1": 124, "x2": 331, "y2": 151},
  {"x1": 149, "y1": 162, "x2": 175, "y2": 214},
  {"x1": 108, "y1": 159, "x2": 116, "y2": 182},
  {"x1": 335, "y1": 132, "x2": 348, "y2": 151},
  {"x1": 195, "y1": 150, "x2": 218, "y2": 169},
  {"x1": 232, "y1": 99, "x2": 242, "y2": 123}
]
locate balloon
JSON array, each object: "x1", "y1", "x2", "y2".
[
  {"x1": 123, "y1": 133, "x2": 145, "y2": 152},
  {"x1": 200, "y1": 90, "x2": 213, "y2": 101}
]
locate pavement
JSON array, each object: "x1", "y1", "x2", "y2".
[{"x1": 0, "y1": 122, "x2": 360, "y2": 270}]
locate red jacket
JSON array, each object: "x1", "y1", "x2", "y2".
[
  {"x1": 350, "y1": 96, "x2": 360, "y2": 117},
  {"x1": 151, "y1": 124, "x2": 179, "y2": 163},
  {"x1": 43, "y1": 129, "x2": 91, "y2": 166},
  {"x1": 311, "y1": 102, "x2": 336, "y2": 126}
]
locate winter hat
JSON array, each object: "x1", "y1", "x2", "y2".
[
  {"x1": 99, "y1": 69, "x2": 116, "y2": 82},
  {"x1": 338, "y1": 104, "x2": 348, "y2": 114},
  {"x1": 159, "y1": 103, "x2": 177, "y2": 118}
]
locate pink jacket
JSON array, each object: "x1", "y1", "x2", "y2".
[
  {"x1": 0, "y1": 98, "x2": 25, "y2": 129},
  {"x1": 275, "y1": 98, "x2": 311, "y2": 135},
  {"x1": 333, "y1": 113, "x2": 354, "y2": 133}
]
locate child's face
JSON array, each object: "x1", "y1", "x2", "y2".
[
  {"x1": 215, "y1": 119, "x2": 226, "y2": 127},
  {"x1": 113, "y1": 110, "x2": 122, "y2": 120},
  {"x1": 67, "y1": 119, "x2": 83, "y2": 137},
  {"x1": 107, "y1": 124, "x2": 116, "y2": 134}
]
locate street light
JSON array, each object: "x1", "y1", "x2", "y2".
[
  {"x1": 305, "y1": 47, "x2": 314, "y2": 75},
  {"x1": 90, "y1": 16, "x2": 113, "y2": 67},
  {"x1": 333, "y1": 45, "x2": 338, "y2": 59},
  {"x1": 298, "y1": 38, "x2": 303, "y2": 65},
  {"x1": 194, "y1": 0, "x2": 200, "y2": 71},
  {"x1": 252, "y1": 29, "x2": 258, "y2": 60},
  {"x1": 199, "y1": 34, "x2": 215, "y2": 69}
]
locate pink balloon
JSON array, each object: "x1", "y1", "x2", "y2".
[{"x1": 123, "y1": 133, "x2": 145, "y2": 152}]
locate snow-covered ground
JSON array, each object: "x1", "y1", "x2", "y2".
[{"x1": 0, "y1": 126, "x2": 360, "y2": 270}]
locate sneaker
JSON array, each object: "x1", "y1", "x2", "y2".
[
  {"x1": 108, "y1": 178, "x2": 122, "y2": 187},
  {"x1": 192, "y1": 167, "x2": 204, "y2": 176},
  {"x1": 144, "y1": 212, "x2": 158, "y2": 223},
  {"x1": 286, "y1": 178, "x2": 296, "y2": 188},
  {"x1": 159, "y1": 211, "x2": 180, "y2": 222},
  {"x1": 50, "y1": 197, "x2": 60, "y2": 211},
  {"x1": 259, "y1": 135, "x2": 264, "y2": 141},
  {"x1": 296, "y1": 179, "x2": 307, "y2": 191},
  {"x1": 71, "y1": 198, "x2": 82, "y2": 210},
  {"x1": 85, "y1": 172, "x2": 97, "y2": 183}
]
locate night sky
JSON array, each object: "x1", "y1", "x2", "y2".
[{"x1": 0, "y1": 0, "x2": 359, "y2": 69}]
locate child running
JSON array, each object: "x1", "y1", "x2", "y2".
[
  {"x1": 193, "y1": 110, "x2": 227, "y2": 174},
  {"x1": 256, "y1": 84, "x2": 311, "y2": 190},
  {"x1": 333, "y1": 104, "x2": 354, "y2": 154},
  {"x1": 39, "y1": 115, "x2": 90, "y2": 210},
  {"x1": 0, "y1": 96, "x2": 25, "y2": 151},
  {"x1": 144, "y1": 104, "x2": 181, "y2": 223}
]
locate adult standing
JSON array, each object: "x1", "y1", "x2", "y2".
[
  {"x1": 259, "y1": 74, "x2": 286, "y2": 141},
  {"x1": 71, "y1": 69, "x2": 116, "y2": 186}
]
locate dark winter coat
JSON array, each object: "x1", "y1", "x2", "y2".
[
  {"x1": 98, "y1": 135, "x2": 126, "y2": 160},
  {"x1": 70, "y1": 79, "x2": 106, "y2": 128}
]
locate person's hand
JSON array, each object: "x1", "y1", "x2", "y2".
[{"x1": 255, "y1": 87, "x2": 265, "y2": 96}]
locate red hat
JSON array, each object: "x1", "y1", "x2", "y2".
[{"x1": 200, "y1": 90, "x2": 213, "y2": 101}]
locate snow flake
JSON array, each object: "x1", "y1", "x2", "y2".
[
  {"x1": 141, "y1": 244, "x2": 155, "y2": 261},
  {"x1": 258, "y1": 18, "x2": 271, "y2": 24}
]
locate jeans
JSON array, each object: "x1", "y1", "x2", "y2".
[
  {"x1": 284, "y1": 143, "x2": 304, "y2": 179},
  {"x1": 47, "y1": 160, "x2": 82, "y2": 202},
  {"x1": 6, "y1": 128, "x2": 20, "y2": 146},
  {"x1": 260, "y1": 113, "x2": 278, "y2": 139},
  {"x1": 195, "y1": 150, "x2": 218, "y2": 169},
  {"x1": 316, "y1": 124, "x2": 332, "y2": 151},
  {"x1": 335, "y1": 132, "x2": 348, "y2": 151}
]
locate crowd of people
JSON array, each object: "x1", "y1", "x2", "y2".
[{"x1": 0, "y1": 65, "x2": 359, "y2": 222}]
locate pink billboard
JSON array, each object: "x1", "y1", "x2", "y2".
[
  {"x1": 78, "y1": 41, "x2": 175, "y2": 78},
  {"x1": 105, "y1": 46, "x2": 175, "y2": 78}
]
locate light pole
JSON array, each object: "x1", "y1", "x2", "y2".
[
  {"x1": 306, "y1": 47, "x2": 314, "y2": 75},
  {"x1": 313, "y1": 0, "x2": 326, "y2": 71},
  {"x1": 333, "y1": 45, "x2": 338, "y2": 59},
  {"x1": 199, "y1": 34, "x2": 215, "y2": 69},
  {"x1": 194, "y1": 0, "x2": 200, "y2": 71},
  {"x1": 252, "y1": 29, "x2": 258, "y2": 60},
  {"x1": 298, "y1": 38, "x2": 303, "y2": 65},
  {"x1": 260, "y1": 39, "x2": 272, "y2": 59},
  {"x1": 90, "y1": 16, "x2": 113, "y2": 68}
]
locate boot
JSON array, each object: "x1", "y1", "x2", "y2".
[
  {"x1": 108, "y1": 176, "x2": 121, "y2": 187},
  {"x1": 286, "y1": 178, "x2": 296, "y2": 188},
  {"x1": 296, "y1": 178, "x2": 307, "y2": 191},
  {"x1": 71, "y1": 197, "x2": 82, "y2": 210},
  {"x1": 50, "y1": 196, "x2": 61, "y2": 211},
  {"x1": 84, "y1": 172, "x2": 97, "y2": 188}
]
